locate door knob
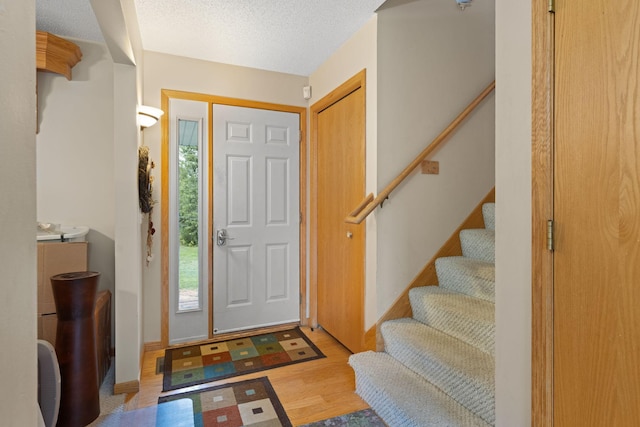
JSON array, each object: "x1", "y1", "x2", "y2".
[
  {"x1": 346, "y1": 231, "x2": 353, "y2": 239},
  {"x1": 216, "y1": 229, "x2": 235, "y2": 246}
]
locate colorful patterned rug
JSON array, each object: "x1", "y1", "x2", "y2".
[
  {"x1": 158, "y1": 376, "x2": 292, "y2": 427},
  {"x1": 300, "y1": 409, "x2": 386, "y2": 427},
  {"x1": 163, "y1": 327, "x2": 325, "y2": 391}
]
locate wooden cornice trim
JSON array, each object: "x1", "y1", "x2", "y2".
[
  {"x1": 36, "y1": 31, "x2": 82, "y2": 80},
  {"x1": 374, "y1": 187, "x2": 495, "y2": 350}
]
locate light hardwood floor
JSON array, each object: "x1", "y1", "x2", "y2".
[{"x1": 122, "y1": 327, "x2": 370, "y2": 426}]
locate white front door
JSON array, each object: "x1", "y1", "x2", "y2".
[{"x1": 212, "y1": 104, "x2": 300, "y2": 334}]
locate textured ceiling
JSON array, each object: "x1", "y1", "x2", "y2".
[
  {"x1": 36, "y1": 0, "x2": 386, "y2": 76},
  {"x1": 36, "y1": 0, "x2": 105, "y2": 43}
]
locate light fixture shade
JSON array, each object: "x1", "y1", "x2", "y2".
[
  {"x1": 456, "y1": 0, "x2": 472, "y2": 10},
  {"x1": 138, "y1": 105, "x2": 164, "y2": 128}
]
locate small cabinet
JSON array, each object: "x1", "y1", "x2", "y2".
[{"x1": 37, "y1": 242, "x2": 88, "y2": 320}]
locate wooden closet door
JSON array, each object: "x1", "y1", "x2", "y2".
[
  {"x1": 553, "y1": 2, "x2": 640, "y2": 425},
  {"x1": 314, "y1": 82, "x2": 366, "y2": 353}
]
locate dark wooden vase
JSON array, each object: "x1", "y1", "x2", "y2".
[{"x1": 52, "y1": 271, "x2": 101, "y2": 427}]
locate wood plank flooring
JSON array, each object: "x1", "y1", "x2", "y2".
[{"x1": 122, "y1": 326, "x2": 370, "y2": 426}]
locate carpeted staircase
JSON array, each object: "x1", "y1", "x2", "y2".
[{"x1": 349, "y1": 202, "x2": 495, "y2": 427}]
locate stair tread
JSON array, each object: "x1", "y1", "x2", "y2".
[
  {"x1": 382, "y1": 318, "x2": 495, "y2": 424},
  {"x1": 410, "y1": 286, "x2": 494, "y2": 355},
  {"x1": 436, "y1": 256, "x2": 495, "y2": 302},
  {"x1": 349, "y1": 351, "x2": 491, "y2": 427}
]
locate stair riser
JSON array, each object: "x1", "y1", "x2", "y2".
[
  {"x1": 460, "y1": 229, "x2": 495, "y2": 263},
  {"x1": 410, "y1": 288, "x2": 495, "y2": 355},
  {"x1": 436, "y1": 257, "x2": 495, "y2": 302},
  {"x1": 482, "y1": 203, "x2": 495, "y2": 231}
]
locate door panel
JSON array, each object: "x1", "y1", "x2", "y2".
[
  {"x1": 315, "y1": 84, "x2": 366, "y2": 353},
  {"x1": 554, "y1": 1, "x2": 640, "y2": 425},
  {"x1": 227, "y1": 156, "x2": 251, "y2": 225},
  {"x1": 213, "y1": 104, "x2": 300, "y2": 334},
  {"x1": 227, "y1": 245, "x2": 251, "y2": 305},
  {"x1": 266, "y1": 158, "x2": 289, "y2": 224},
  {"x1": 266, "y1": 244, "x2": 288, "y2": 299}
]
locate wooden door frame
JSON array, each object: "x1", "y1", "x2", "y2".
[
  {"x1": 531, "y1": 1, "x2": 554, "y2": 425},
  {"x1": 160, "y1": 89, "x2": 307, "y2": 347},
  {"x1": 309, "y1": 70, "x2": 366, "y2": 330}
]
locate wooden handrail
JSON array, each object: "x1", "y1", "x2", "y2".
[
  {"x1": 348, "y1": 193, "x2": 375, "y2": 217},
  {"x1": 345, "y1": 80, "x2": 495, "y2": 224}
]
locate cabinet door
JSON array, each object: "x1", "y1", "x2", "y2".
[
  {"x1": 38, "y1": 314, "x2": 58, "y2": 344},
  {"x1": 38, "y1": 242, "x2": 88, "y2": 314}
]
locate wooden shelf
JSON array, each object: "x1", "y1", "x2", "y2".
[{"x1": 36, "y1": 31, "x2": 82, "y2": 80}]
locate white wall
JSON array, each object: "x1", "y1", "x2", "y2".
[
  {"x1": 0, "y1": 0, "x2": 38, "y2": 424},
  {"x1": 376, "y1": 0, "x2": 495, "y2": 317},
  {"x1": 88, "y1": 0, "x2": 146, "y2": 388},
  {"x1": 113, "y1": 62, "x2": 143, "y2": 386},
  {"x1": 37, "y1": 40, "x2": 116, "y2": 299},
  {"x1": 142, "y1": 52, "x2": 308, "y2": 342},
  {"x1": 308, "y1": 15, "x2": 378, "y2": 329},
  {"x1": 495, "y1": 0, "x2": 531, "y2": 424}
]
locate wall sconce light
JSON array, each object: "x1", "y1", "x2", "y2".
[
  {"x1": 137, "y1": 105, "x2": 164, "y2": 129},
  {"x1": 456, "y1": 0, "x2": 472, "y2": 10}
]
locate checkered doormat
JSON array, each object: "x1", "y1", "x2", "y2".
[
  {"x1": 158, "y1": 376, "x2": 292, "y2": 426},
  {"x1": 163, "y1": 327, "x2": 325, "y2": 391}
]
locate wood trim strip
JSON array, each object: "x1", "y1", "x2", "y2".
[
  {"x1": 364, "y1": 325, "x2": 377, "y2": 352},
  {"x1": 167, "y1": 323, "x2": 301, "y2": 349},
  {"x1": 114, "y1": 380, "x2": 140, "y2": 395},
  {"x1": 374, "y1": 187, "x2": 495, "y2": 351},
  {"x1": 531, "y1": 0, "x2": 555, "y2": 425},
  {"x1": 160, "y1": 90, "x2": 305, "y2": 114},
  {"x1": 309, "y1": 105, "x2": 319, "y2": 328},
  {"x1": 298, "y1": 108, "x2": 308, "y2": 326},
  {"x1": 208, "y1": 96, "x2": 214, "y2": 337},
  {"x1": 143, "y1": 341, "x2": 164, "y2": 353},
  {"x1": 346, "y1": 81, "x2": 496, "y2": 225},
  {"x1": 160, "y1": 90, "x2": 170, "y2": 348}
]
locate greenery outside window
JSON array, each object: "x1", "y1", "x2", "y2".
[{"x1": 177, "y1": 119, "x2": 201, "y2": 311}]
